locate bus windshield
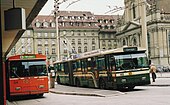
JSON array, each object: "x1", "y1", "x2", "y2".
[
  {"x1": 114, "y1": 53, "x2": 148, "y2": 70},
  {"x1": 10, "y1": 60, "x2": 47, "y2": 78}
]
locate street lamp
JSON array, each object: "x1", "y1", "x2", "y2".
[{"x1": 54, "y1": 0, "x2": 60, "y2": 61}]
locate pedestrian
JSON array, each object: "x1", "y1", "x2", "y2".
[{"x1": 150, "y1": 63, "x2": 157, "y2": 82}]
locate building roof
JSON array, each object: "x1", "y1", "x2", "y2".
[{"x1": 32, "y1": 11, "x2": 119, "y2": 30}]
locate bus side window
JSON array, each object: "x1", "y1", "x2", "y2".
[
  {"x1": 72, "y1": 62, "x2": 77, "y2": 71},
  {"x1": 76, "y1": 60, "x2": 81, "y2": 71},
  {"x1": 97, "y1": 57, "x2": 105, "y2": 71},
  {"x1": 64, "y1": 63, "x2": 69, "y2": 74},
  {"x1": 92, "y1": 57, "x2": 97, "y2": 69},
  {"x1": 110, "y1": 56, "x2": 116, "y2": 71}
]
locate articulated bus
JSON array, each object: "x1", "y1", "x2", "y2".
[
  {"x1": 54, "y1": 46, "x2": 151, "y2": 90},
  {"x1": 6, "y1": 54, "x2": 49, "y2": 98}
]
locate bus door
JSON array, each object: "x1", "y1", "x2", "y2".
[
  {"x1": 64, "y1": 62, "x2": 70, "y2": 85},
  {"x1": 68, "y1": 61, "x2": 74, "y2": 85},
  {"x1": 106, "y1": 55, "x2": 116, "y2": 82},
  {"x1": 105, "y1": 55, "x2": 112, "y2": 82}
]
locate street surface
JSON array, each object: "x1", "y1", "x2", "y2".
[
  {"x1": 7, "y1": 72, "x2": 170, "y2": 105},
  {"x1": 7, "y1": 86, "x2": 170, "y2": 105}
]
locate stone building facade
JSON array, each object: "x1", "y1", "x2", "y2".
[
  {"x1": 8, "y1": 11, "x2": 118, "y2": 62},
  {"x1": 116, "y1": 0, "x2": 170, "y2": 66}
]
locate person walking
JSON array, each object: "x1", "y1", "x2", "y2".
[{"x1": 150, "y1": 63, "x2": 157, "y2": 82}]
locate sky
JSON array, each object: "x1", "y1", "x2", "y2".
[{"x1": 39, "y1": 0, "x2": 124, "y2": 15}]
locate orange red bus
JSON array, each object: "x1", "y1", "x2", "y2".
[{"x1": 6, "y1": 54, "x2": 49, "y2": 98}]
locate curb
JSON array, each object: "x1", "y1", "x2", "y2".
[
  {"x1": 148, "y1": 84, "x2": 170, "y2": 87},
  {"x1": 49, "y1": 90, "x2": 105, "y2": 97}
]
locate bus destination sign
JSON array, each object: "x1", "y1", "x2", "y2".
[
  {"x1": 20, "y1": 55, "x2": 36, "y2": 59},
  {"x1": 123, "y1": 47, "x2": 138, "y2": 52}
]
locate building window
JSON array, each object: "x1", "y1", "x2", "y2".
[
  {"x1": 45, "y1": 47, "x2": 49, "y2": 55},
  {"x1": 78, "y1": 46, "x2": 81, "y2": 53},
  {"x1": 110, "y1": 25, "x2": 114, "y2": 29},
  {"x1": 102, "y1": 34, "x2": 105, "y2": 38},
  {"x1": 35, "y1": 22, "x2": 41, "y2": 27},
  {"x1": 168, "y1": 31, "x2": 170, "y2": 49},
  {"x1": 43, "y1": 21, "x2": 48, "y2": 27},
  {"x1": 72, "y1": 39, "x2": 75, "y2": 45},
  {"x1": 37, "y1": 33, "x2": 41, "y2": 37},
  {"x1": 108, "y1": 40, "x2": 112, "y2": 46},
  {"x1": 78, "y1": 39, "x2": 81, "y2": 45},
  {"x1": 102, "y1": 40, "x2": 106, "y2": 46},
  {"x1": 132, "y1": 4, "x2": 136, "y2": 19},
  {"x1": 27, "y1": 38, "x2": 31, "y2": 44},
  {"x1": 21, "y1": 46, "x2": 25, "y2": 54},
  {"x1": 69, "y1": 22, "x2": 73, "y2": 26},
  {"x1": 104, "y1": 25, "x2": 108, "y2": 29},
  {"x1": 84, "y1": 39, "x2": 87, "y2": 45},
  {"x1": 21, "y1": 38, "x2": 25, "y2": 44},
  {"x1": 28, "y1": 46, "x2": 32, "y2": 53},
  {"x1": 51, "y1": 33, "x2": 55, "y2": 37},
  {"x1": 51, "y1": 22, "x2": 55, "y2": 27},
  {"x1": 71, "y1": 31, "x2": 74, "y2": 35},
  {"x1": 45, "y1": 40, "x2": 48, "y2": 46},
  {"x1": 11, "y1": 47, "x2": 16, "y2": 55},
  {"x1": 64, "y1": 48, "x2": 67, "y2": 53},
  {"x1": 38, "y1": 40, "x2": 42, "y2": 46},
  {"x1": 84, "y1": 46, "x2": 87, "y2": 52},
  {"x1": 63, "y1": 31, "x2": 66, "y2": 35},
  {"x1": 108, "y1": 35, "x2": 111, "y2": 38},
  {"x1": 51, "y1": 40, "x2": 55, "y2": 46},
  {"x1": 52, "y1": 48, "x2": 56, "y2": 54},
  {"x1": 44, "y1": 33, "x2": 48, "y2": 37},
  {"x1": 123, "y1": 39, "x2": 126, "y2": 46},
  {"x1": 27, "y1": 30, "x2": 31, "y2": 36},
  {"x1": 133, "y1": 37, "x2": 137, "y2": 46},
  {"x1": 92, "y1": 38, "x2": 95, "y2": 44},
  {"x1": 38, "y1": 48, "x2": 42, "y2": 54},
  {"x1": 92, "y1": 46, "x2": 95, "y2": 50}
]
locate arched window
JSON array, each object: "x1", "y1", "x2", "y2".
[
  {"x1": 133, "y1": 37, "x2": 137, "y2": 46},
  {"x1": 123, "y1": 38, "x2": 126, "y2": 46},
  {"x1": 51, "y1": 22, "x2": 55, "y2": 27},
  {"x1": 43, "y1": 21, "x2": 49, "y2": 27},
  {"x1": 168, "y1": 31, "x2": 170, "y2": 49},
  {"x1": 35, "y1": 22, "x2": 41, "y2": 27},
  {"x1": 132, "y1": 4, "x2": 136, "y2": 19}
]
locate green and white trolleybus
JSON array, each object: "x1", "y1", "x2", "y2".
[{"x1": 53, "y1": 46, "x2": 151, "y2": 90}]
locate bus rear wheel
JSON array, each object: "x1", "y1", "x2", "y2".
[
  {"x1": 128, "y1": 85, "x2": 135, "y2": 90},
  {"x1": 99, "y1": 79, "x2": 106, "y2": 89},
  {"x1": 75, "y1": 79, "x2": 80, "y2": 87},
  {"x1": 57, "y1": 76, "x2": 60, "y2": 84},
  {"x1": 37, "y1": 93, "x2": 44, "y2": 97}
]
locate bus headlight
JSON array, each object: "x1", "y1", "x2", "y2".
[
  {"x1": 142, "y1": 77, "x2": 146, "y2": 80},
  {"x1": 39, "y1": 85, "x2": 45, "y2": 89},
  {"x1": 15, "y1": 87, "x2": 21, "y2": 90},
  {"x1": 121, "y1": 79, "x2": 126, "y2": 83}
]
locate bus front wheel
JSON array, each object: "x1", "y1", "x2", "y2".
[{"x1": 99, "y1": 79, "x2": 106, "y2": 89}]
